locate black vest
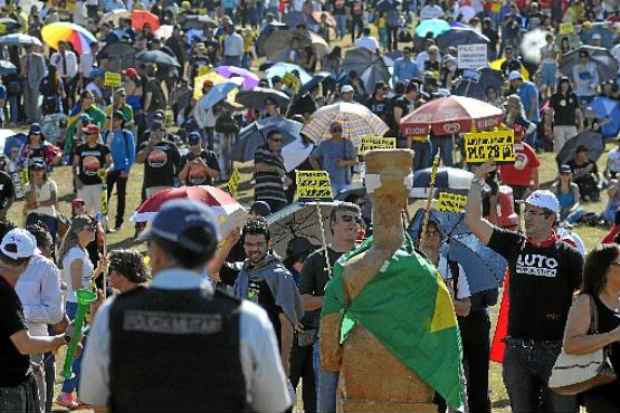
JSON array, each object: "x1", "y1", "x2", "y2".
[{"x1": 108, "y1": 286, "x2": 248, "y2": 413}]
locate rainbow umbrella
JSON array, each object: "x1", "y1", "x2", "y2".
[{"x1": 41, "y1": 22, "x2": 96, "y2": 54}]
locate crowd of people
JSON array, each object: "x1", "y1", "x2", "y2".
[{"x1": 2, "y1": 0, "x2": 620, "y2": 412}]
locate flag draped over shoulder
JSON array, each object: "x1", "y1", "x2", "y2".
[{"x1": 321, "y1": 235, "x2": 465, "y2": 410}]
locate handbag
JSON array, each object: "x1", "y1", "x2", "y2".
[{"x1": 548, "y1": 295, "x2": 617, "y2": 395}]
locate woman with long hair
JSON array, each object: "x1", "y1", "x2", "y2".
[
  {"x1": 56, "y1": 215, "x2": 106, "y2": 409},
  {"x1": 40, "y1": 63, "x2": 65, "y2": 116},
  {"x1": 563, "y1": 244, "x2": 620, "y2": 412},
  {"x1": 24, "y1": 160, "x2": 59, "y2": 241}
]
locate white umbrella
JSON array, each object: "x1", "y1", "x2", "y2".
[
  {"x1": 155, "y1": 24, "x2": 173, "y2": 39},
  {"x1": 520, "y1": 29, "x2": 552, "y2": 64},
  {"x1": 101, "y1": 9, "x2": 130, "y2": 26},
  {"x1": 282, "y1": 137, "x2": 314, "y2": 172}
]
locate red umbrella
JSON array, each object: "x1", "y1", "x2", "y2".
[
  {"x1": 399, "y1": 96, "x2": 504, "y2": 136},
  {"x1": 131, "y1": 186, "x2": 247, "y2": 237},
  {"x1": 131, "y1": 10, "x2": 160, "y2": 32}
]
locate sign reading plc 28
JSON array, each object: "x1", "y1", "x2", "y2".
[{"x1": 463, "y1": 129, "x2": 516, "y2": 164}]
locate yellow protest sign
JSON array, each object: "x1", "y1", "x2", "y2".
[
  {"x1": 559, "y1": 22, "x2": 574, "y2": 34},
  {"x1": 359, "y1": 136, "x2": 396, "y2": 154},
  {"x1": 463, "y1": 129, "x2": 515, "y2": 164},
  {"x1": 104, "y1": 72, "x2": 122, "y2": 88},
  {"x1": 295, "y1": 170, "x2": 333, "y2": 201},
  {"x1": 198, "y1": 66, "x2": 212, "y2": 76},
  {"x1": 437, "y1": 192, "x2": 468, "y2": 213},
  {"x1": 227, "y1": 167, "x2": 241, "y2": 198},
  {"x1": 282, "y1": 72, "x2": 300, "y2": 93},
  {"x1": 0, "y1": 23, "x2": 6, "y2": 34},
  {"x1": 19, "y1": 168, "x2": 29, "y2": 187}
]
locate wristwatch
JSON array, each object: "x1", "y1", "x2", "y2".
[{"x1": 64, "y1": 334, "x2": 72, "y2": 344}]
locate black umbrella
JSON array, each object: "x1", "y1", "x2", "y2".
[
  {"x1": 256, "y1": 22, "x2": 289, "y2": 57},
  {"x1": 453, "y1": 68, "x2": 504, "y2": 100},
  {"x1": 559, "y1": 46, "x2": 619, "y2": 83},
  {"x1": 136, "y1": 50, "x2": 180, "y2": 67},
  {"x1": 179, "y1": 14, "x2": 218, "y2": 30},
  {"x1": 436, "y1": 27, "x2": 490, "y2": 50},
  {"x1": 297, "y1": 71, "x2": 334, "y2": 96},
  {"x1": 233, "y1": 116, "x2": 302, "y2": 162},
  {"x1": 556, "y1": 130, "x2": 604, "y2": 165},
  {"x1": 235, "y1": 87, "x2": 291, "y2": 110},
  {"x1": 0, "y1": 18, "x2": 21, "y2": 35},
  {"x1": 376, "y1": 0, "x2": 401, "y2": 13},
  {"x1": 342, "y1": 47, "x2": 391, "y2": 93},
  {"x1": 256, "y1": 29, "x2": 312, "y2": 61},
  {"x1": 97, "y1": 42, "x2": 139, "y2": 72}
]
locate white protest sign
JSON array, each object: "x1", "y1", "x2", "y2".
[{"x1": 457, "y1": 44, "x2": 488, "y2": 70}]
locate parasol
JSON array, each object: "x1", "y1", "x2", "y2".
[
  {"x1": 0, "y1": 33, "x2": 42, "y2": 47},
  {"x1": 520, "y1": 29, "x2": 553, "y2": 64},
  {"x1": 453, "y1": 68, "x2": 504, "y2": 100},
  {"x1": 41, "y1": 22, "x2": 96, "y2": 54},
  {"x1": 341, "y1": 47, "x2": 391, "y2": 92},
  {"x1": 131, "y1": 10, "x2": 160, "y2": 31},
  {"x1": 556, "y1": 130, "x2": 605, "y2": 165},
  {"x1": 215, "y1": 65, "x2": 260, "y2": 90},
  {"x1": 235, "y1": 87, "x2": 291, "y2": 110},
  {"x1": 136, "y1": 50, "x2": 180, "y2": 67},
  {"x1": 559, "y1": 46, "x2": 619, "y2": 83},
  {"x1": 232, "y1": 116, "x2": 303, "y2": 163}
]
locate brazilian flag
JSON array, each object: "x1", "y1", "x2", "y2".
[{"x1": 322, "y1": 235, "x2": 465, "y2": 410}]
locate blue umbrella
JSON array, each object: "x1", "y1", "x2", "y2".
[
  {"x1": 297, "y1": 71, "x2": 334, "y2": 96},
  {"x1": 0, "y1": 60, "x2": 16, "y2": 76},
  {"x1": 232, "y1": 116, "x2": 303, "y2": 162},
  {"x1": 195, "y1": 80, "x2": 241, "y2": 111},
  {"x1": 453, "y1": 67, "x2": 504, "y2": 100},
  {"x1": 410, "y1": 166, "x2": 474, "y2": 199},
  {"x1": 265, "y1": 62, "x2": 312, "y2": 85},
  {"x1": 407, "y1": 208, "x2": 469, "y2": 241},
  {"x1": 588, "y1": 96, "x2": 620, "y2": 138},
  {"x1": 415, "y1": 19, "x2": 451, "y2": 38}
]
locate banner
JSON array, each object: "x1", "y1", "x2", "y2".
[
  {"x1": 437, "y1": 192, "x2": 468, "y2": 213},
  {"x1": 463, "y1": 129, "x2": 515, "y2": 164},
  {"x1": 457, "y1": 44, "x2": 488, "y2": 70},
  {"x1": 295, "y1": 170, "x2": 333, "y2": 201},
  {"x1": 227, "y1": 167, "x2": 241, "y2": 198},
  {"x1": 104, "y1": 72, "x2": 122, "y2": 88},
  {"x1": 359, "y1": 136, "x2": 396, "y2": 154}
]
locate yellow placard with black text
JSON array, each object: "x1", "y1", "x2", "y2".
[
  {"x1": 559, "y1": 22, "x2": 574, "y2": 34},
  {"x1": 295, "y1": 170, "x2": 333, "y2": 201},
  {"x1": 359, "y1": 136, "x2": 396, "y2": 154},
  {"x1": 463, "y1": 129, "x2": 515, "y2": 164},
  {"x1": 437, "y1": 192, "x2": 468, "y2": 213},
  {"x1": 104, "y1": 72, "x2": 122, "y2": 88},
  {"x1": 227, "y1": 167, "x2": 241, "y2": 198}
]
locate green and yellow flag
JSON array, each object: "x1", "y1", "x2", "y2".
[{"x1": 322, "y1": 235, "x2": 465, "y2": 410}]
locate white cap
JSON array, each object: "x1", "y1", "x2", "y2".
[
  {"x1": 508, "y1": 70, "x2": 522, "y2": 81},
  {"x1": 525, "y1": 190, "x2": 560, "y2": 214},
  {"x1": 0, "y1": 229, "x2": 39, "y2": 261},
  {"x1": 341, "y1": 84, "x2": 354, "y2": 93}
]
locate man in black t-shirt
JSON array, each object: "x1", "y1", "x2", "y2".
[
  {"x1": 177, "y1": 132, "x2": 220, "y2": 186},
  {"x1": 298, "y1": 202, "x2": 361, "y2": 413},
  {"x1": 365, "y1": 82, "x2": 390, "y2": 123},
  {"x1": 390, "y1": 82, "x2": 420, "y2": 145},
  {"x1": 136, "y1": 122, "x2": 181, "y2": 199},
  {"x1": 73, "y1": 124, "x2": 112, "y2": 216},
  {"x1": 465, "y1": 163, "x2": 582, "y2": 413},
  {"x1": 0, "y1": 228, "x2": 67, "y2": 411},
  {"x1": 0, "y1": 157, "x2": 15, "y2": 220},
  {"x1": 567, "y1": 145, "x2": 600, "y2": 202}
]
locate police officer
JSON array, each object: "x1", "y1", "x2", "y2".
[{"x1": 79, "y1": 199, "x2": 292, "y2": 413}]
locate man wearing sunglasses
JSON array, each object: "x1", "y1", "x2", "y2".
[
  {"x1": 298, "y1": 202, "x2": 361, "y2": 412},
  {"x1": 465, "y1": 162, "x2": 583, "y2": 413},
  {"x1": 309, "y1": 121, "x2": 357, "y2": 195}
]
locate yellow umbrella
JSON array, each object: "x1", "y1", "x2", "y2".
[
  {"x1": 489, "y1": 58, "x2": 529, "y2": 80},
  {"x1": 193, "y1": 70, "x2": 242, "y2": 108}
]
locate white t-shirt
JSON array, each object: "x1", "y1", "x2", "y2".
[
  {"x1": 420, "y1": 4, "x2": 444, "y2": 20},
  {"x1": 63, "y1": 246, "x2": 94, "y2": 303},
  {"x1": 31, "y1": 180, "x2": 57, "y2": 217},
  {"x1": 438, "y1": 255, "x2": 471, "y2": 300}
]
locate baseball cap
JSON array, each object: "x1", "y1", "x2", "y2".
[
  {"x1": 559, "y1": 164, "x2": 572, "y2": 174},
  {"x1": 30, "y1": 159, "x2": 46, "y2": 170},
  {"x1": 249, "y1": 201, "x2": 272, "y2": 217},
  {"x1": 138, "y1": 199, "x2": 220, "y2": 253},
  {"x1": 341, "y1": 84, "x2": 354, "y2": 93},
  {"x1": 0, "y1": 228, "x2": 40, "y2": 261},
  {"x1": 82, "y1": 124, "x2": 100, "y2": 135},
  {"x1": 508, "y1": 70, "x2": 522, "y2": 81},
  {"x1": 29, "y1": 123, "x2": 42, "y2": 135},
  {"x1": 188, "y1": 131, "x2": 201, "y2": 145},
  {"x1": 71, "y1": 198, "x2": 85, "y2": 208},
  {"x1": 113, "y1": 110, "x2": 126, "y2": 120},
  {"x1": 122, "y1": 67, "x2": 138, "y2": 78},
  {"x1": 525, "y1": 190, "x2": 560, "y2": 214}
]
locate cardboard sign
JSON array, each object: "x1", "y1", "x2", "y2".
[
  {"x1": 227, "y1": 167, "x2": 241, "y2": 198},
  {"x1": 296, "y1": 170, "x2": 333, "y2": 201},
  {"x1": 457, "y1": 44, "x2": 488, "y2": 70},
  {"x1": 464, "y1": 130, "x2": 516, "y2": 164},
  {"x1": 359, "y1": 136, "x2": 396, "y2": 154},
  {"x1": 559, "y1": 22, "x2": 574, "y2": 34},
  {"x1": 104, "y1": 72, "x2": 122, "y2": 88},
  {"x1": 437, "y1": 192, "x2": 468, "y2": 213}
]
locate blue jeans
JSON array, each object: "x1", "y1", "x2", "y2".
[
  {"x1": 503, "y1": 338, "x2": 577, "y2": 413},
  {"x1": 412, "y1": 140, "x2": 432, "y2": 171},
  {"x1": 9, "y1": 95, "x2": 19, "y2": 123},
  {"x1": 61, "y1": 302, "x2": 83, "y2": 394},
  {"x1": 430, "y1": 135, "x2": 453, "y2": 167},
  {"x1": 335, "y1": 15, "x2": 347, "y2": 39},
  {"x1": 313, "y1": 342, "x2": 339, "y2": 413}
]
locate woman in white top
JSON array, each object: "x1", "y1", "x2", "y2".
[
  {"x1": 56, "y1": 214, "x2": 105, "y2": 409},
  {"x1": 24, "y1": 160, "x2": 59, "y2": 241}
]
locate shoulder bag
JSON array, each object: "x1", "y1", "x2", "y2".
[{"x1": 548, "y1": 295, "x2": 617, "y2": 395}]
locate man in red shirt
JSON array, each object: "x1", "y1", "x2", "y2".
[{"x1": 498, "y1": 122, "x2": 540, "y2": 205}]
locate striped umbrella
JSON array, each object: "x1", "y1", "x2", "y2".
[
  {"x1": 301, "y1": 102, "x2": 389, "y2": 145},
  {"x1": 41, "y1": 22, "x2": 96, "y2": 54},
  {"x1": 131, "y1": 186, "x2": 247, "y2": 238}
]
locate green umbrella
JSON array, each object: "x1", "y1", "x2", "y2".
[{"x1": 415, "y1": 18, "x2": 450, "y2": 38}]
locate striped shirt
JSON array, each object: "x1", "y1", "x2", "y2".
[{"x1": 254, "y1": 145, "x2": 287, "y2": 204}]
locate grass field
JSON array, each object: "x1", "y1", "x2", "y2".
[{"x1": 27, "y1": 142, "x2": 609, "y2": 412}]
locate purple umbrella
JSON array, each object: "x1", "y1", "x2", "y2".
[{"x1": 215, "y1": 65, "x2": 260, "y2": 90}]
